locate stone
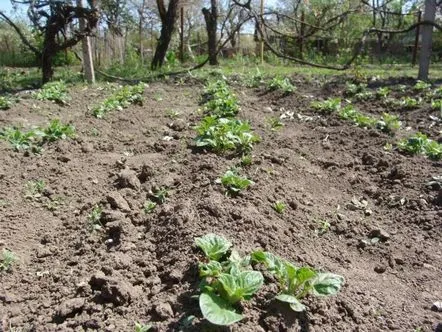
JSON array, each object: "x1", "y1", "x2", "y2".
[
  {"x1": 107, "y1": 192, "x2": 131, "y2": 212},
  {"x1": 117, "y1": 168, "x2": 141, "y2": 191},
  {"x1": 431, "y1": 301, "x2": 442, "y2": 312},
  {"x1": 369, "y1": 228, "x2": 390, "y2": 241},
  {"x1": 374, "y1": 265, "x2": 387, "y2": 273},
  {"x1": 154, "y1": 302, "x2": 174, "y2": 319}
]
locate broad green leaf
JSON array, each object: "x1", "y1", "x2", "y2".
[
  {"x1": 275, "y1": 294, "x2": 306, "y2": 312},
  {"x1": 199, "y1": 261, "x2": 223, "y2": 277},
  {"x1": 218, "y1": 271, "x2": 263, "y2": 303},
  {"x1": 199, "y1": 292, "x2": 243, "y2": 326},
  {"x1": 195, "y1": 234, "x2": 232, "y2": 261},
  {"x1": 312, "y1": 273, "x2": 345, "y2": 296},
  {"x1": 295, "y1": 267, "x2": 317, "y2": 284}
]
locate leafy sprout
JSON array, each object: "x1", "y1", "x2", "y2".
[
  {"x1": 143, "y1": 200, "x2": 157, "y2": 213},
  {"x1": 216, "y1": 169, "x2": 253, "y2": 196},
  {"x1": 195, "y1": 233, "x2": 232, "y2": 261},
  {"x1": 33, "y1": 81, "x2": 69, "y2": 104},
  {"x1": 151, "y1": 187, "x2": 168, "y2": 204},
  {"x1": 376, "y1": 113, "x2": 401, "y2": 134},
  {"x1": 268, "y1": 77, "x2": 295, "y2": 94},
  {"x1": 134, "y1": 322, "x2": 152, "y2": 332},
  {"x1": 397, "y1": 132, "x2": 442, "y2": 160},
  {"x1": 272, "y1": 201, "x2": 286, "y2": 214},
  {"x1": 88, "y1": 205, "x2": 103, "y2": 231},
  {"x1": 267, "y1": 117, "x2": 284, "y2": 131},
  {"x1": 24, "y1": 180, "x2": 45, "y2": 199},
  {"x1": 311, "y1": 98, "x2": 341, "y2": 114},
  {"x1": 0, "y1": 249, "x2": 18, "y2": 272},
  {"x1": 0, "y1": 95, "x2": 14, "y2": 110}
]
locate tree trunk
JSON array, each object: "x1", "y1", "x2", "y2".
[
  {"x1": 77, "y1": 0, "x2": 95, "y2": 84},
  {"x1": 41, "y1": 29, "x2": 57, "y2": 83},
  {"x1": 151, "y1": 0, "x2": 179, "y2": 70},
  {"x1": 202, "y1": 0, "x2": 218, "y2": 66},
  {"x1": 418, "y1": 0, "x2": 437, "y2": 80}
]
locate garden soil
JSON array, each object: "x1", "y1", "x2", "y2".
[{"x1": 0, "y1": 75, "x2": 441, "y2": 332}]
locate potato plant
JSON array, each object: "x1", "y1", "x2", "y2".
[
  {"x1": 0, "y1": 96, "x2": 14, "y2": 110},
  {"x1": 311, "y1": 98, "x2": 341, "y2": 114},
  {"x1": 397, "y1": 132, "x2": 442, "y2": 160},
  {"x1": 267, "y1": 76, "x2": 295, "y2": 94},
  {"x1": 33, "y1": 81, "x2": 69, "y2": 104},
  {"x1": 216, "y1": 169, "x2": 253, "y2": 196},
  {"x1": 93, "y1": 83, "x2": 145, "y2": 118},
  {"x1": 202, "y1": 80, "x2": 240, "y2": 118}
]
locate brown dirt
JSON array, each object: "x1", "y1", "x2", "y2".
[{"x1": 0, "y1": 76, "x2": 441, "y2": 332}]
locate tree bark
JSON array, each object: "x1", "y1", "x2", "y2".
[
  {"x1": 418, "y1": 0, "x2": 437, "y2": 80},
  {"x1": 77, "y1": 0, "x2": 95, "y2": 84},
  {"x1": 202, "y1": 0, "x2": 218, "y2": 66},
  {"x1": 151, "y1": 0, "x2": 179, "y2": 69}
]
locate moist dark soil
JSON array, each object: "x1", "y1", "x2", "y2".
[{"x1": 0, "y1": 75, "x2": 441, "y2": 332}]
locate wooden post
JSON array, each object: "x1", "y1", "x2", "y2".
[
  {"x1": 412, "y1": 10, "x2": 421, "y2": 66},
  {"x1": 418, "y1": 0, "x2": 436, "y2": 80},
  {"x1": 180, "y1": 6, "x2": 184, "y2": 62},
  {"x1": 76, "y1": 0, "x2": 95, "y2": 83},
  {"x1": 299, "y1": 9, "x2": 305, "y2": 60},
  {"x1": 260, "y1": 0, "x2": 264, "y2": 63}
]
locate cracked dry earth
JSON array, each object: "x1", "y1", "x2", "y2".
[{"x1": 0, "y1": 76, "x2": 441, "y2": 332}]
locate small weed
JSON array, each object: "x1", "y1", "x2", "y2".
[
  {"x1": 24, "y1": 180, "x2": 45, "y2": 199},
  {"x1": 0, "y1": 95, "x2": 14, "y2": 110},
  {"x1": 34, "y1": 81, "x2": 69, "y2": 104},
  {"x1": 311, "y1": 98, "x2": 341, "y2": 114},
  {"x1": 240, "y1": 154, "x2": 253, "y2": 166},
  {"x1": 151, "y1": 187, "x2": 168, "y2": 204},
  {"x1": 268, "y1": 77, "x2": 295, "y2": 94},
  {"x1": 88, "y1": 205, "x2": 103, "y2": 231},
  {"x1": 267, "y1": 117, "x2": 284, "y2": 131},
  {"x1": 0, "y1": 249, "x2": 17, "y2": 272},
  {"x1": 143, "y1": 200, "x2": 157, "y2": 213},
  {"x1": 272, "y1": 201, "x2": 286, "y2": 214},
  {"x1": 376, "y1": 113, "x2": 401, "y2": 134},
  {"x1": 217, "y1": 169, "x2": 253, "y2": 195},
  {"x1": 43, "y1": 196, "x2": 64, "y2": 211},
  {"x1": 134, "y1": 322, "x2": 152, "y2": 332}
]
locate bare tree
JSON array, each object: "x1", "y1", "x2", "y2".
[
  {"x1": 0, "y1": 0, "x2": 98, "y2": 83},
  {"x1": 203, "y1": 0, "x2": 219, "y2": 65}
]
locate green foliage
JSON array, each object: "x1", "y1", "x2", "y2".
[
  {"x1": 34, "y1": 81, "x2": 69, "y2": 104},
  {"x1": 267, "y1": 117, "x2": 284, "y2": 131},
  {"x1": 311, "y1": 98, "x2": 341, "y2": 113},
  {"x1": 195, "y1": 233, "x2": 232, "y2": 261},
  {"x1": 414, "y1": 80, "x2": 431, "y2": 91},
  {"x1": 338, "y1": 105, "x2": 376, "y2": 128},
  {"x1": 375, "y1": 87, "x2": 390, "y2": 99},
  {"x1": 0, "y1": 96, "x2": 14, "y2": 110},
  {"x1": 203, "y1": 80, "x2": 240, "y2": 118},
  {"x1": 243, "y1": 69, "x2": 264, "y2": 88},
  {"x1": 376, "y1": 113, "x2": 401, "y2": 133},
  {"x1": 195, "y1": 116, "x2": 260, "y2": 153},
  {"x1": 431, "y1": 99, "x2": 442, "y2": 113},
  {"x1": 344, "y1": 82, "x2": 367, "y2": 97},
  {"x1": 398, "y1": 96, "x2": 420, "y2": 109},
  {"x1": 93, "y1": 83, "x2": 145, "y2": 118},
  {"x1": 24, "y1": 180, "x2": 45, "y2": 199},
  {"x1": 240, "y1": 154, "x2": 253, "y2": 166},
  {"x1": 251, "y1": 250, "x2": 344, "y2": 312},
  {"x1": 151, "y1": 187, "x2": 168, "y2": 204},
  {"x1": 195, "y1": 234, "x2": 263, "y2": 326},
  {"x1": 217, "y1": 169, "x2": 253, "y2": 195},
  {"x1": 0, "y1": 127, "x2": 38, "y2": 151},
  {"x1": 0, "y1": 249, "x2": 17, "y2": 272},
  {"x1": 397, "y1": 132, "x2": 442, "y2": 160},
  {"x1": 42, "y1": 119, "x2": 75, "y2": 142},
  {"x1": 143, "y1": 200, "x2": 157, "y2": 213},
  {"x1": 272, "y1": 201, "x2": 286, "y2": 214},
  {"x1": 268, "y1": 76, "x2": 295, "y2": 94},
  {"x1": 134, "y1": 322, "x2": 152, "y2": 332},
  {"x1": 88, "y1": 205, "x2": 103, "y2": 231}
]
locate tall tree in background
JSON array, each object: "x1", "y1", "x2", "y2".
[
  {"x1": 202, "y1": 0, "x2": 219, "y2": 65},
  {"x1": 151, "y1": 0, "x2": 180, "y2": 69},
  {"x1": 0, "y1": 0, "x2": 98, "y2": 83}
]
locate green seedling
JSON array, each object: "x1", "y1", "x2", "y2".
[
  {"x1": 338, "y1": 105, "x2": 376, "y2": 128},
  {"x1": 0, "y1": 249, "x2": 17, "y2": 272},
  {"x1": 354, "y1": 90, "x2": 374, "y2": 101},
  {"x1": 88, "y1": 205, "x2": 103, "y2": 231},
  {"x1": 0, "y1": 127, "x2": 37, "y2": 151},
  {"x1": 384, "y1": 142, "x2": 393, "y2": 151},
  {"x1": 43, "y1": 196, "x2": 64, "y2": 211},
  {"x1": 202, "y1": 80, "x2": 240, "y2": 118},
  {"x1": 267, "y1": 117, "x2": 284, "y2": 131},
  {"x1": 272, "y1": 201, "x2": 286, "y2": 214},
  {"x1": 376, "y1": 113, "x2": 401, "y2": 134},
  {"x1": 195, "y1": 234, "x2": 263, "y2": 326},
  {"x1": 376, "y1": 87, "x2": 390, "y2": 99},
  {"x1": 345, "y1": 82, "x2": 367, "y2": 97},
  {"x1": 414, "y1": 80, "x2": 431, "y2": 91},
  {"x1": 42, "y1": 119, "x2": 75, "y2": 142},
  {"x1": 34, "y1": 81, "x2": 69, "y2": 104},
  {"x1": 24, "y1": 180, "x2": 45, "y2": 199},
  {"x1": 268, "y1": 77, "x2": 295, "y2": 94},
  {"x1": 216, "y1": 169, "x2": 253, "y2": 195},
  {"x1": 251, "y1": 250, "x2": 344, "y2": 312},
  {"x1": 93, "y1": 83, "x2": 144, "y2": 118},
  {"x1": 398, "y1": 96, "x2": 419, "y2": 109},
  {"x1": 243, "y1": 69, "x2": 264, "y2": 88},
  {"x1": 0, "y1": 96, "x2": 13, "y2": 110},
  {"x1": 311, "y1": 98, "x2": 341, "y2": 114},
  {"x1": 240, "y1": 154, "x2": 253, "y2": 166},
  {"x1": 165, "y1": 109, "x2": 180, "y2": 118},
  {"x1": 143, "y1": 200, "x2": 157, "y2": 213},
  {"x1": 431, "y1": 99, "x2": 442, "y2": 115},
  {"x1": 315, "y1": 219, "x2": 330, "y2": 235},
  {"x1": 397, "y1": 132, "x2": 442, "y2": 160},
  {"x1": 151, "y1": 187, "x2": 168, "y2": 204},
  {"x1": 134, "y1": 322, "x2": 152, "y2": 332},
  {"x1": 195, "y1": 116, "x2": 260, "y2": 153}
]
